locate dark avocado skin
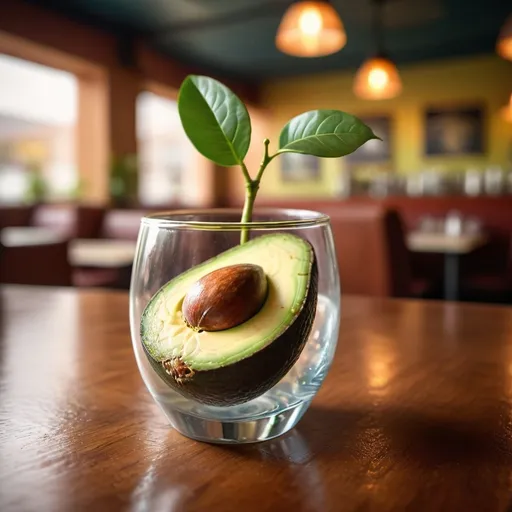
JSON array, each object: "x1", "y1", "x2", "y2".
[{"x1": 143, "y1": 260, "x2": 318, "y2": 407}]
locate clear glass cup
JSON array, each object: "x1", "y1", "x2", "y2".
[{"x1": 129, "y1": 208, "x2": 340, "y2": 444}]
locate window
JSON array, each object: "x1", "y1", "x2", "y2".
[
  {"x1": 0, "y1": 54, "x2": 78, "y2": 204},
  {"x1": 137, "y1": 91, "x2": 192, "y2": 206}
]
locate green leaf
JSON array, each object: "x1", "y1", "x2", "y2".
[
  {"x1": 278, "y1": 109, "x2": 380, "y2": 158},
  {"x1": 178, "y1": 75, "x2": 252, "y2": 166}
]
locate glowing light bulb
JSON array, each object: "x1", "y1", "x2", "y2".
[
  {"x1": 275, "y1": 1, "x2": 346, "y2": 57},
  {"x1": 497, "y1": 14, "x2": 512, "y2": 61},
  {"x1": 368, "y1": 67, "x2": 389, "y2": 91},
  {"x1": 353, "y1": 56, "x2": 402, "y2": 100},
  {"x1": 299, "y1": 7, "x2": 323, "y2": 36},
  {"x1": 501, "y1": 93, "x2": 512, "y2": 123}
]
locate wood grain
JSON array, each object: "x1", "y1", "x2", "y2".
[{"x1": 2, "y1": 286, "x2": 512, "y2": 511}]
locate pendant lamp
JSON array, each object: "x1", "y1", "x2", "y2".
[
  {"x1": 496, "y1": 13, "x2": 512, "y2": 61},
  {"x1": 276, "y1": 1, "x2": 347, "y2": 57},
  {"x1": 353, "y1": 0, "x2": 402, "y2": 100},
  {"x1": 501, "y1": 93, "x2": 512, "y2": 123}
]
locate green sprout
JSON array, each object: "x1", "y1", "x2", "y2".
[{"x1": 177, "y1": 75, "x2": 379, "y2": 244}]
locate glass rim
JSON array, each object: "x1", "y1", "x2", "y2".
[{"x1": 141, "y1": 207, "x2": 331, "y2": 230}]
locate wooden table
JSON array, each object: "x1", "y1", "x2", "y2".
[
  {"x1": 1, "y1": 228, "x2": 137, "y2": 269},
  {"x1": 407, "y1": 231, "x2": 487, "y2": 301},
  {"x1": 0, "y1": 226, "x2": 66, "y2": 246},
  {"x1": 69, "y1": 239, "x2": 137, "y2": 289},
  {"x1": 68, "y1": 239, "x2": 137, "y2": 268},
  {"x1": 2, "y1": 286, "x2": 512, "y2": 511}
]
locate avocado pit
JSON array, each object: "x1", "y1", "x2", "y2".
[{"x1": 182, "y1": 263, "x2": 268, "y2": 332}]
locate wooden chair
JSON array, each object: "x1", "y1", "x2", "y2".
[
  {"x1": 31, "y1": 204, "x2": 77, "y2": 238},
  {"x1": 0, "y1": 240, "x2": 72, "y2": 286},
  {"x1": 100, "y1": 209, "x2": 149, "y2": 240},
  {"x1": 30, "y1": 204, "x2": 106, "y2": 239},
  {"x1": 461, "y1": 235, "x2": 512, "y2": 303}
]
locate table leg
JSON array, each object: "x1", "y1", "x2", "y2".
[{"x1": 444, "y1": 253, "x2": 460, "y2": 301}]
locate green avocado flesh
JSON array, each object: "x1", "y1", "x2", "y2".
[{"x1": 140, "y1": 233, "x2": 318, "y2": 406}]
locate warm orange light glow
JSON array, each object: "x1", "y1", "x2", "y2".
[
  {"x1": 299, "y1": 7, "x2": 323, "y2": 36},
  {"x1": 497, "y1": 14, "x2": 512, "y2": 61},
  {"x1": 501, "y1": 93, "x2": 512, "y2": 123},
  {"x1": 368, "y1": 67, "x2": 389, "y2": 91},
  {"x1": 353, "y1": 56, "x2": 402, "y2": 100},
  {"x1": 276, "y1": 1, "x2": 346, "y2": 58}
]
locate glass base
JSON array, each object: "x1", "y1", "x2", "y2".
[{"x1": 160, "y1": 399, "x2": 312, "y2": 444}]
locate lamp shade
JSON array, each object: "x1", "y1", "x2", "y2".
[
  {"x1": 501, "y1": 93, "x2": 512, "y2": 123},
  {"x1": 497, "y1": 14, "x2": 512, "y2": 61},
  {"x1": 276, "y1": 1, "x2": 346, "y2": 57},
  {"x1": 353, "y1": 56, "x2": 402, "y2": 100}
]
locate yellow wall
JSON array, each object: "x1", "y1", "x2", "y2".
[{"x1": 254, "y1": 54, "x2": 512, "y2": 198}]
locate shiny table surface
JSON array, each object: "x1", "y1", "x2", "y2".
[{"x1": 2, "y1": 286, "x2": 512, "y2": 511}]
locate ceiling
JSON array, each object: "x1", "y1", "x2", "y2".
[{"x1": 26, "y1": 0, "x2": 511, "y2": 82}]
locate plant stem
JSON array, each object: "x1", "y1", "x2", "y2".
[
  {"x1": 239, "y1": 139, "x2": 277, "y2": 244},
  {"x1": 240, "y1": 161, "x2": 252, "y2": 183},
  {"x1": 255, "y1": 139, "x2": 274, "y2": 182},
  {"x1": 240, "y1": 181, "x2": 258, "y2": 244}
]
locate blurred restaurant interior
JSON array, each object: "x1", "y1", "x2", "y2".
[{"x1": 1, "y1": 0, "x2": 512, "y2": 304}]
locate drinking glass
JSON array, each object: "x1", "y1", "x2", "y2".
[{"x1": 129, "y1": 209, "x2": 340, "y2": 444}]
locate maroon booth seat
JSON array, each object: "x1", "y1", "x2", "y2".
[
  {"x1": 328, "y1": 203, "x2": 426, "y2": 298},
  {"x1": 1, "y1": 203, "x2": 105, "y2": 239},
  {"x1": 227, "y1": 199, "x2": 431, "y2": 297},
  {"x1": 72, "y1": 266, "x2": 131, "y2": 289},
  {"x1": 0, "y1": 240, "x2": 72, "y2": 286},
  {"x1": 74, "y1": 209, "x2": 150, "y2": 289},
  {"x1": 379, "y1": 196, "x2": 512, "y2": 283},
  {"x1": 99, "y1": 206, "x2": 196, "y2": 240},
  {"x1": 100, "y1": 209, "x2": 150, "y2": 240},
  {"x1": 31, "y1": 204, "x2": 106, "y2": 239},
  {"x1": 248, "y1": 196, "x2": 512, "y2": 294},
  {"x1": 31, "y1": 204, "x2": 77, "y2": 238},
  {"x1": 0, "y1": 206, "x2": 34, "y2": 230},
  {"x1": 75, "y1": 206, "x2": 106, "y2": 239},
  {"x1": 75, "y1": 207, "x2": 229, "y2": 289}
]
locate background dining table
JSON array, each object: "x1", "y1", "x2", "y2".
[
  {"x1": 1, "y1": 226, "x2": 137, "y2": 268},
  {"x1": 407, "y1": 230, "x2": 488, "y2": 301},
  {"x1": 1, "y1": 285, "x2": 512, "y2": 511}
]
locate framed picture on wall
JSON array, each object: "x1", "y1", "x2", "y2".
[
  {"x1": 424, "y1": 105, "x2": 485, "y2": 156},
  {"x1": 280, "y1": 152, "x2": 321, "y2": 183},
  {"x1": 344, "y1": 116, "x2": 392, "y2": 164}
]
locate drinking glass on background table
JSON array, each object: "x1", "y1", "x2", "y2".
[
  {"x1": 463, "y1": 168, "x2": 483, "y2": 196},
  {"x1": 445, "y1": 210, "x2": 466, "y2": 237},
  {"x1": 418, "y1": 215, "x2": 436, "y2": 233},
  {"x1": 463, "y1": 216, "x2": 483, "y2": 236},
  {"x1": 484, "y1": 166, "x2": 505, "y2": 195},
  {"x1": 418, "y1": 215, "x2": 444, "y2": 233}
]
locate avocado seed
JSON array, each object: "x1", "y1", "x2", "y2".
[{"x1": 182, "y1": 264, "x2": 268, "y2": 332}]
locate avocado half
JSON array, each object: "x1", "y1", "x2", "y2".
[{"x1": 140, "y1": 233, "x2": 318, "y2": 407}]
